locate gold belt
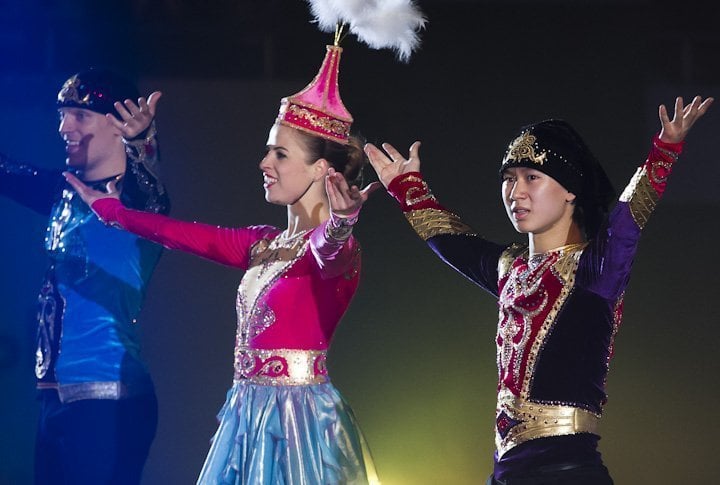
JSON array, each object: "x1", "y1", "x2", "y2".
[
  {"x1": 495, "y1": 390, "x2": 601, "y2": 458},
  {"x1": 234, "y1": 348, "x2": 328, "y2": 386}
]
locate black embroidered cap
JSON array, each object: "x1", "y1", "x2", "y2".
[
  {"x1": 57, "y1": 68, "x2": 140, "y2": 115},
  {"x1": 500, "y1": 119, "x2": 616, "y2": 238}
]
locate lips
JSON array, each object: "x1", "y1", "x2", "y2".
[
  {"x1": 64, "y1": 139, "x2": 81, "y2": 154},
  {"x1": 263, "y1": 174, "x2": 277, "y2": 188},
  {"x1": 512, "y1": 207, "x2": 529, "y2": 220}
]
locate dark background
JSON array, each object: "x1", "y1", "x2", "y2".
[{"x1": 1, "y1": 0, "x2": 719, "y2": 483}]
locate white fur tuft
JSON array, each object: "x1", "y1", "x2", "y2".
[
  {"x1": 306, "y1": 0, "x2": 426, "y2": 62},
  {"x1": 307, "y1": 0, "x2": 342, "y2": 32}
]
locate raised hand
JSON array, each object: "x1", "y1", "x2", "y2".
[
  {"x1": 107, "y1": 91, "x2": 163, "y2": 139},
  {"x1": 325, "y1": 168, "x2": 381, "y2": 218},
  {"x1": 364, "y1": 141, "x2": 422, "y2": 189},
  {"x1": 659, "y1": 95, "x2": 713, "y2": 144},
  {"x1": 63, "y1": 172, "x2": 121, "y2": 207}
]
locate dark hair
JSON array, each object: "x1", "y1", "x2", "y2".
[{"x1": 297, "y1": 131, "x2": 368, "y2": 187}]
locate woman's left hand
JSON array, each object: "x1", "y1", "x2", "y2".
[
  {"x1": 659, "y1": 95, "x2": 713, "y2": 143},
  {"x1": 63, "y1": 172, "x2": 121, "y2": 207},
  {"x1": 107, "y1": 91, "x2": 163, "y2": 139},
  {"x1": 325, "y1": 168, "x2": 381, "y2": 218}
]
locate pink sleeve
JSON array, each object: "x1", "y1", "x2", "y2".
[
  {"x1": 309, "y1": 220, "x2": 361, "y2": 279},
  {"x1": 92, "y1": 198, "x2": 273, "y2": 269}
]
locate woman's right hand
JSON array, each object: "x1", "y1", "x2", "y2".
[
  {"x1": 364, "y1": 141, "x2": 422, "y2": 189},
  {"x1": 325, "y1": 168, "x2": 381, "y2": 218},
  {"x1": 63, "y1": 172, "x2": 121, "y2": 207}
]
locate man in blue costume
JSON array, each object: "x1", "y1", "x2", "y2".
[{"x1": 0, "y1": 68, "x2": 169, "y2": 484}]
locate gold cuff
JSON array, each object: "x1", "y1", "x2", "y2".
[
  {"x1": 405, "y1": 208, "x2": 474, "y2": 240},
  {"x1": 619, "y1": 166, "x2": 659, "y2": 229}
]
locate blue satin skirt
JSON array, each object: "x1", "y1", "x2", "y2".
[{"x1": 197, "y1": 381, "x2": 377, "y2": 484}]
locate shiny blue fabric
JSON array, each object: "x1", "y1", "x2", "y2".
[
  {"x1": 2, "y1": 145, "x2": 167, "y2": 401},
  {"x1": 40, "y1": 187, "x2": 161, "y2": 397},
  {"x1": 198, "y1": 381, "x2": 374, "y2": 485}
]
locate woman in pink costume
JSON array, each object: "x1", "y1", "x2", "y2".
[{"x1": 66, "y1": 44, "x2": 380, "y2": 484}]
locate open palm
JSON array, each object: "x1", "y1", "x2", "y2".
[
  {"x1": 63, "y1": 172, "x2": 120, "y2": 207},
  {"x1": 365, "y1": 141, "x2": 422, "y2": 189},
  {"x1": 659, "y1": 95, "x2": 713, "y2": 143}
]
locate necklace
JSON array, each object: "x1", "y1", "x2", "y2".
[
  {"x1": 249, "y1": 229, "x2": 309, "y2": 280},
  {"x1": 277, "y1": 228, "x2": 312, "y2": 243}
]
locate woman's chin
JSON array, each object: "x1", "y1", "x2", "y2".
[{"x1": 264, "y1": 193, "x2": 286, "y2": 206}]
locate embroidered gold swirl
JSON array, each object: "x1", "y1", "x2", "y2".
[{"x1": 502, "y1": 131, "x2": 548, "y2": 166}]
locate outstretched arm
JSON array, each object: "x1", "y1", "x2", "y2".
[
  {"x1": 63, "y1": 172, "x2": 267, "y2": 269},
  {"x1": 365, "y1": 141, "x2": 507, "y2": 295},
  {"x1": 584, "y1": 95, "x2": 713, "y2": 299},
  {"x1": 620, "y1": 95, "x2": 713, "y2": 224},
  {"x1": 0, "y1": 154, "x2": 62, "y2": 215}
]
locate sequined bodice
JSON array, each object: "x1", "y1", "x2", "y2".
[
  {"x1": 497, "y1": 244, "x2": 585, "y2": 398},
  {"x1": 235, "y1": 231, "x2": 309, "y2": 350},
  {"x1": 231, "y1": 228, "x2": 359, "y2": 381}
]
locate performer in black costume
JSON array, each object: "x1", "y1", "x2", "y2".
[{"x1": 365, "y1": 95, "x2": 712, "y2": 484}]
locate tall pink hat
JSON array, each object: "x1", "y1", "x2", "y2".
[
  {"x1": 277, "y1": 44, "x2": 353, "y2": 144},
  {"x1": 275, "y1": 0, "x2": 426, "y2": 145}
]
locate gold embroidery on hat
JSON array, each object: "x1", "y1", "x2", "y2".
[
  {"x1": 287, "y1": 105, "x2": 350, "y2": 137},
  {"x1": 502, "y1": 131, "x2": 547, "y2": 166},
  {"x1": 57, "y1": 76, "x2": 91, "y2": 106}
]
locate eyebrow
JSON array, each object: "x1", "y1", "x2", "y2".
[{"x1": 59, "y1": 108, "x2": 90, "y2": 115}]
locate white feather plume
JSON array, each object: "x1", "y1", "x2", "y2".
[
  {"x1": 307, "y1": 0, "x2": 343, "y2": 32},
  {"x1": 306, "y1": 0, "x2": 426, "y2": 62}
]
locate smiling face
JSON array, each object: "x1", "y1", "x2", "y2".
[
  {"x1": 58, "y1": 107, "x2": 125, "y2": 178},
  {"x1": 260, "y1": 124, "x2": 326, "y2": 206},
  {"x1": 501, "y1": 166, "x2": 577, "y2": 238}
]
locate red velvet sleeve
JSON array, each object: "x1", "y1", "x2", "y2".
[
  {"x1": 91, "y1": 198, "x2": 275, "y2": 269},
  {"x1": 387, "y1": 171, "x2": 448, "y2": 212},
  {"x1": 645, "y1": 134, "x2": 683, "y2": 197},
  {"x1": 617, "y1": 134, "x2": 683, "y2": 230}
]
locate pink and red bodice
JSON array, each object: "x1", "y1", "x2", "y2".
[{"x1": 91, "y1": 199, "x2": 361, "y2": 385}]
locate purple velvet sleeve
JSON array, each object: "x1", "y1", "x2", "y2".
[
  {"x1": 577, "y1": 201, "x2": 641, "y2": 301},
  {"x1": 427, "y1": 233, "x2": 508, "y2": 297}
]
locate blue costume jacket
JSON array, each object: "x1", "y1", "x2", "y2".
[{"x1": 0, "y1": 126, "x2": 169, "y2": 402}]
